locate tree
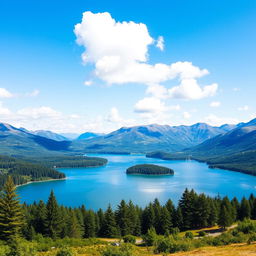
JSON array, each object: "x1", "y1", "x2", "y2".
[
  {"x1": 239, "y1": 197, "x2": 251, "y2": 220},
  {"x1": 68, "y1": 211, "x2": 82, "y2": 238},
  {"x1": 115, "y1": 200, "x2": 130, "y2": 236},
  {"x1": 102, "y1": 205, "x2": 119, "y2": 238},
  {"x1": 159, "y1": 207, "x2": 171, "y2": 234},
  {"x1": 45, "y1": 190, "x2": 63, "y2": 239},
  {"x1": 84, "y1": 210, "x2": 96, "y2": 238},
  {"x1": 0, "y1": 176, "x2": 23, "y2": 241},
  {"x1": 218, "y1": 205, "x2": 232, "y2": 230}
]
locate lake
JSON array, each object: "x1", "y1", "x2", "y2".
[{"x1": 17, "y1": 154, "x2": 256, "y2": 210}]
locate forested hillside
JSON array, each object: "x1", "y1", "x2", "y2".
[{"x1": 0, "y1": 155, "x2": 65, "y2": 188}]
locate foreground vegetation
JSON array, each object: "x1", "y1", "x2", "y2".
[
  {"x1": 126, "y1": 164, "x2": 174, "y2": 175},
  {"x1": 1, "y1": 176, "x2": 256, "y2": 255}
]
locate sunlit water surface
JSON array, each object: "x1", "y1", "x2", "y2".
[{"x1": 17, "y1": 154, "x2": 256, "y2": 210}]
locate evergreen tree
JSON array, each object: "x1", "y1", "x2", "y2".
[
  {"x1": 33, "y1": 200, "x2": 46, "y2": 234},
  {"x1": 141, "y1": 203, "x2": 155, "y2": 234},
  {"x1": 0, "y1": 176, "x2": 23, "y2": 241},
  {"x1": 239, "y1": 197, "x2": 251, "y2": 220},
  {"x1": 68, "y1": 211, "x2": 82, "y2": 238},
  {"x1": 102, "y1": 205, "x2": 119, "y2": 238},
  {"x1": 251, "y1": 198, "x2": 256, "y2": 220},
  {"x1": 115, "y1": 200, "x2": 130, "y2": 236},
  {"x1": 173, "y1": 206, "x2": 183, "y2": 229},
  {"x1": 97, "y1": 208, "x2": 105, "y2": 237},
  {"x1": 159, "y1": 207, "x2": 171, "y2": 234},
  {"x1": 84, "y1": 210, "x2": 96, "y2": 238},
  {"x1": 218, "y1": 205, "x2": 232, "y2": 230},
  {"x1": 45, "y1": 190, "x2": 62, "y2": 239}
]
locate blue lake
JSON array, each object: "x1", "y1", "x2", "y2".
[{"x1": 17, "y1": 154, "x2": 256, "y2": 210}]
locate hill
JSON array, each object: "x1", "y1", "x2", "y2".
[
  {"x1": 76, "y1": 132, "x2": 102, "y2": 140},
  {"x1": 147, "y1": 118, "x2": 256, "y2": 175},
  {"x1": 32, "y1": 130, "x2": 69, "y2": 141},
  {"x1": 0, "y1": 123, "x2": 72, "y2": 156},
  {"x1": 71, "y1": 123, "x2": 235, "y2": 153}
]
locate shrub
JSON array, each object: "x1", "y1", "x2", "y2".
[
  {"x1": 56, "y1": 247, "x2": 76, "y2": 256},
  {"x1": 142, "y1": 227, "x2": 158, "y2": 246},
  {"x1": 102, "y1": 244, "x2": 135, "y2": 256},
  {"x1": 198, "y1": 231, "x2": 206, "y2": 237},
  {"x1": 154, "y1": 237, "x2": 171, "y2": 253},
  {"x1": 185, "y1": 231, "x2": 194, "y2": 239},
  {"x1": 123, "y1": 235, "x2": 136, "y2": 244},
  {"x1": 236, "y1": 219, "x2": 256, "y2": 234},
  {"x1": 169, "y1": 227, "x2": 179, "y2": 235}
]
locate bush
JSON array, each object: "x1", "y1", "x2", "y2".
[
  {"x1": 154, "y1": 237, "x2": 171, "y2": 253},
  {"x1": 123, "y1": 235, "x2": 136, "y2": 244},
  {"x1": 237, "y1": 219, "x2": 256, "y2": 234},
  {"x1": 185, "y1": 231, "x2": 194, "y2": 239},
  {"x1": 56, "y1": 247, "x2": 76, "y2": 256},
  {"x1": 198, "y1": 231, "x2": 206, "y2": 237},
  {"x1": 142, "y1": 227, "x2": 158, "y2": 246},
  {"x1": 169, "y1": 227, "x2": 179, "y2": 235},
  {"x1": 102, "y1": 244, "x2": 135, "y2": 256}
]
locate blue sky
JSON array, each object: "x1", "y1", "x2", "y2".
[{"x1": 0, "y1": 0, "x2": 255, "y2": 133}]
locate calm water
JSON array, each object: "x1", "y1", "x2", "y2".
[{"x1": 17, "y1": 154, "x2": 256, "y2": 210}]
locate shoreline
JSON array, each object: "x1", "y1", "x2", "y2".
[{"x1": 16, "y1": 177, "x2": 66, "y2": 188}]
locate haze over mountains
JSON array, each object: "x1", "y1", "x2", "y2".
[{"x1": 0, "y1": 120, "x2": 241, "y2": 155}]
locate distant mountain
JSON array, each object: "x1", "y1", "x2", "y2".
[
  {"x1": 71, "y1": 123, "x2": 236, "y2": 153},
  {"x1": 0, "y1": 123, "x2": 71, "y2": 156},
  {"x1": 32, "y1": 130, "x2": 69, "y2": 141},
  {"x1": 76, "y1": 132, "x2": 102, "y2": 140},
  {"x1": 188, "y1": 118, "x2": 256, "y2": 157},
  {"x1": 60, "y1": 133, "x2": 80, "y2": 140}
]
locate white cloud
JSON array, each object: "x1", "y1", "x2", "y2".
[
  {"x1": 183, "y1": 111, "x2": 191, "y2": 119},
  {"x1": 238, "y1": 105, "x2": 249, "y2": 111},
  {"x1": 0, "y1": 88, "x2": 13, "y2": 98},
  {"x1": 17, "y1": 106, "x2": 61, "y2": 119},
  {"x1": 74, "y1": 11, "x2": 217, "y2": 100},
  {"x1": 106, "y1": 107, "x2": 122, "y2": 123},
  {"x1": 26, "y1": 89, "x2": 40, "y2": 97},
  {"x1": 134, "y1": 97, "x2": 167, "y2": 114},
  {"x1": 156, "y1": 36, "x2": 164, "y2": 51},
  {"x1": 84, "y1": 80, "x2": 93, "y2": 86},
  {"x1": 210, "y1": 101, "x2": 221, "y2": 107},
  {"x1": 0, "y1": 102, "x2": 11, "y2": 115},
  {"x1": 169, "y1": 78, "x2": 218, "y2": 100},
  {"x1": 205, "y1": 114, "x2": 239, "y2": 126}
]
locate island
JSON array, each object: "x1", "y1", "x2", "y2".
[{"x1": 126, "y1": 164, "x2": 174, "y2": 175}]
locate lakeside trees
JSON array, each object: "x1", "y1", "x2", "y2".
[{"x1": 126, "y1": 164, "x2": 174, "y2": 175}]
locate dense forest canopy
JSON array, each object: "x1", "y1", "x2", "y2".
[
  {"x1": 0, "y1": 154, "x2": 108, "y2": 188},
  {"x1": 126, "y1": 164, "x2": 174, "y2": 175}
]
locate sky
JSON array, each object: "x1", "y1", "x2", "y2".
[{"x1": 0, "y1": 0, "x2": 255, "y2": 133}]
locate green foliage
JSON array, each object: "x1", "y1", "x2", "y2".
[
  {"x1": 126, "y1": 164, "x2": 174, "y2": 175},
  {"x1": 198, "y1": 231, "x2": 206, "y2": 237},
  {"x1": 185, "y1": 231, "x2": 194, "y2": 239},
  {"x1": 123, "y1": 235, "x2": 136, "y2": 244},
  {"x1": 142, "y1": 227, "x2": 157, "y2": 246},
  {"x1": 0, "y1": 176, "x2": 24, "y2": 241},
  {"x1": 102, "y1": 244, "x2": 135, "y2": 256},
  {"x1": 56, "y1": 247, "x2": 76, "y2": 256}
]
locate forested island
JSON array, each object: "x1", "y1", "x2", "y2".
[
  {"x1": 0, "y1": 154, "x2": 108, "y2": 188},
  {"x1": 126, "y1": 164, "x2": 174, "y2": 175}
]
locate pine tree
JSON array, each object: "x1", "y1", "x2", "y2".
[
  {"x1": 115, "y1": 200, "x2": 130, "y2": 236},
  {"x1": 0, "y1": 176, "x2": 23, "y2": 241},
  {"x1": 33, "y1": 200, "x2": 46, "y2": 234},
  {"x1": 218, "y1": 205, "x2": 232, "y2": 230},
  {"x1": 141, "y1": 203, "x2": 155, "y2": 234},
  {"x1": 68, "y1": 211, "x2": 82, "y2": 238},
  {"x1": 239, "y1": 197, "x2": 251, "y2": 220},
  {"x1": 84, "y1": 210, "x2": 96, "y2": 238},
  {"x1": 102, "y1": 205, "x2": 119, "y2": 238},
  {"x1": 45, "y1": 190, "x2": 62, "y2": 239},
  {"x1": 251, "y1": 198, "x2": 256, "y2": 220},
  {"x1": 159, "y1": 207, "x2": 171, "y2": 234}
]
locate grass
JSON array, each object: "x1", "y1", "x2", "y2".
[{"x1": 38, "y1": 242, "x2": 256, "y2": 256}]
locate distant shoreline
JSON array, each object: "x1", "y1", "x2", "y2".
[{"x1": 16, "y1": 177, "x2": 66, "y2": 188}]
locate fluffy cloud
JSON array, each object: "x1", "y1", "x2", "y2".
[
  {"x1": 156, "y1": 36, "x2": 164, "y2": 51},
  {"x1": 0, "y1": 88, "x2": 13, "y2": 98},
  {"x1": 210, "y1": 101, "x2": 221, "y2": 107},
  {"x1": 169, "y1": 79, "x2": 218, "y2": 100},
  {"x1": 74, "y1": 11, "x2": 217, "y2": 100},
  {"x1": 84, "y1": 80, "x2": 93, "y2": 86},
  {"x1": 238, "y1": 105, "x2": 249, "y2": 111},
  {"x1": 134, "y1": 97, "x2": 167, "y2": 114},
  {"x1": 205, "y1": 114, "x2": 239, "y2": 126},
  {"x1": 17, "y1": 106, "x2": 61, "y2": 119},
  {"x1": 0, "y1": 102, "x2": 11, "y2": 115},
  {"x1": 183, "y1": 111, "x2": 191, "y2": 119}
]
